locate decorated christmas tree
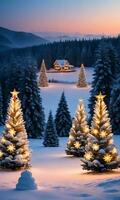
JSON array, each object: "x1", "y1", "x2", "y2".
[
  {"x1": 39, "y1": 59, "x2": 48, "y2": 87},
  {"x1": 66, "y1": 99, "x2": 89, "y2": 157},
  {"x1": 43, "y1": 111, "x2": 59, "y2": 147},
  {"x1": 81, "y1": 92, "x2": 120, "y2": 172},
  {"x1": 0, "y1": 89, "x2": 30, "y2": 170},
  {"x1": 77, "y1": 64, "x2": 87, "y2": 88}
]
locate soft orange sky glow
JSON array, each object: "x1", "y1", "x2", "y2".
[{"x1": 0, "y1": 0, "x2": 120, "y2": 35}]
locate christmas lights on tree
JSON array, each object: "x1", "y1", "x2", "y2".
[
  {"x1": 77, "y1": 64, "x2": 87, "y2": 88},
  {"x1": 38, "y1": 59, "x2": 49, "y2": 87},
  {"x1": 66, "y1": 99, "x2": 89, "y2": 157},
  {"x1": 0, "y1": 89, "x2": 30, "y2": 170},
  {"x1": 81, "y1": 92, "x2": 120, "y2": 172}
]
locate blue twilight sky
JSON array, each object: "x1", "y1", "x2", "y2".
[{"x1": 0, "y1": 0, "x2": 120, "y2": 34}]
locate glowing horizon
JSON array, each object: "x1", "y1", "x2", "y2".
[{"x1": 0, "y1": 0, "x2": 120, "y2": 35}]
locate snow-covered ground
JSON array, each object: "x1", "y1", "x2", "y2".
[
  {"x1": 0, "y1": 137, "x2": 120, "y2": 200},
  {"x1": 41, "y1": 67, "x2": 93, "y2": 119},
  {"x1": 1, "y1": 67, "x2": 120, "y2": 200}
]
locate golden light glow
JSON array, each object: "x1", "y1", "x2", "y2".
[
  {"x1": 11, "y1": 89, "x2": 19, "y2": 98},
  {"x1": 74, "y1": 141, "x2": 81, "y2": 149},
  {"x1": 103, "y1": 153, "x2": 112, "y2": 163},
  {"x1": 92, "y1": 143, "x2": 99, "y2": 151},
  {"x1": 96, "y1": 92, "x2": 106, "y2": 101},
  {"x1": 92, "y1": 129, "x2": 98, "y2": 135},
  {"x1": 69, "y1": 135, "x2": 74, "y2": 140},
  {"x1": 1, "y1": 137, "x2": 6, "y2": 144},
  {"x1": 84, "y1": 127, "x2": 89, "y2": 133},
  {"x1": 7, "y1": 144, "x2": 15, "y2": 152},
  {"x1": 109, "y1": 139, "x2": 114, "y2": 145},
  {"x1": 9, "y1": 129, "x2": 16, "y2": 136},
  {"x1": 6, "y1": 123, "x2": 12, "y2": 129},
  {"x1": 84, "y1": 151, "x2": 93, "y2": 161},
  {"x1": 100, "y1": 131, "x2": 106, "y2": 138},
  {"x1": 112, "y1": 147, "x2": 117, "y2": 154},
  {"x1": 0, "y1": 151, "x2": 3, "y2": 158}
]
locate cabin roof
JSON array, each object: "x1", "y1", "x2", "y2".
[{"x1": 54, "y1": 59, "x2": 69, "y2": 66}]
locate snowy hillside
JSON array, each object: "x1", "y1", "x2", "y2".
[{"x1": 41, "y1": 67, "x2": 93, "y2": 119}]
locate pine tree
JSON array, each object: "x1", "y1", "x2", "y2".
[
  {"x1": 77, "y1": 64, "x2": 87, "y2": 88},
  {"x1": 43, "y1": 111, "x2": 59, "y2": 147},
  {"x1": 109, "y1": 77, "x2": 120, "y2": 134},
  {"x1": 0, "y1": 85, "x2": 4, "y2": 125},
  {"x1": 81, "y1": 93, "x2": 120, "y2": 172},
  {"x1": 0, "y1": 89, "x2": 30, "y2": 170},
  {"x1": 55, "y1": 92, "x2": 72, "y2": 137},
  {"x1": 22, "y1": 65, "x2": 45, "y2": 138},
  {"x1": 89, "y1": 42, "x2": 114, "y2": 123},
  {"x1": 66, "y1": 99, "x2": 89, "y2": 157},
  {"x1": 39, "y1": 59, "x2": 48, "y2": 87}
]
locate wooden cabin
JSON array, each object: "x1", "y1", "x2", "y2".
[{"x1": 53, "y1": 60, "x2": 73, "y2": 71}]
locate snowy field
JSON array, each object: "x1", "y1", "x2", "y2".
[
  {"x1": 0, "y1": 137, "x2": 120, "y2": 200},
  {"x1": 41, "y1": 67, "x2": 93, "y2": 119},
  {"x1": 1, "y1": 67, "x2": 120, "y2": 200}
]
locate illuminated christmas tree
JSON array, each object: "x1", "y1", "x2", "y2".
[
  {"x1": 39, "y1": 59, "x2": 48, "y2": 87},
  {"x1": 66, "y1": 99, "x2": 89, "y2": 157},
  {"x1": 81, "y1": 92, "x2": 120, "y2": 172},
  {"x1": 0, "y1": 89, "x2": 30, "y2": 170},
  {"x1": 77, "y1": 64, "x2": 87, "y2": 88}
]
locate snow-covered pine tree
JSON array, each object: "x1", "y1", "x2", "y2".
[
  {"x1": 22, "y1": 64, "x2": 45, "y2": 138},
  {"x1": 66, "y1": 99, "x2": 89, "y2": 157},
  {"x1": 109, "y1": 76, "x2": 120, "y2": 134},
  {"x1": 43, "y1": 111, "x2": 59, "y2": 147},
  {"x1": 77, "y1": 64, "x2": 87, "y2": 87},
  {"x1": 55, "y1": 92, "x2": 72, "y2": 137},
  {"x1": 89, "y1": 42, "x2": 114, "y2": 123},
  {"x1": 39, "y1": 59, "x2": 48, "y2": 87},
  {"x1": 81, "y1": 93, "x2": 120, "y2": 172},
  {"x1": 0, "y1": 85, "x2": 4, "y2": 125},
  {"x1": 0, "y1": 89, "x2": 30, "y2": 170}
]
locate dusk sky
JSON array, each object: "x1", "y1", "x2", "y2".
[{"x1": 0, "y1": 0, "x2": 120, "y2": 34}]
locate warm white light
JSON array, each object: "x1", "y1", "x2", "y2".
[
  {"x1": 103, "y1": 153, "x2": 112, "y2": 163},
  {"x1": 84, "y1": 152, "x2": 93, "y2": 160},
  {"x1": 100, "y1": 131, "x2": 106, "y2": 138},
  {"x1": 7, "y1": 144, "x2": 15, "y2": 152},
  {"x1": 109, "y1": 139, "x2": 113, "y2": 145},
  {"x1": 74, "y1": 141, "x2": 81, "y2": 149},
  {"x1": 92, "y1": 143, "x2": 99, "y2": 151}
]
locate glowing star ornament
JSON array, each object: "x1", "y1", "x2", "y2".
[
  {"x1": 96, "y1": 92, "x2": 106, "y2": 101},
  {"x1": 100, "y1": 131, "x2": 106, "y2": 138},
  {"x1": 9, "y1": 129, "x2": 16, "y2": 136},
  {"x1": 11, "y1": 89, "x2": 19, "y2": 98},
  {"x1": 93, "y1": 129, "x2": 98, "y2": 135},
  {"x1": 7, "y1": 144, "x2": 15, "y2": 152},
  {"x1": 103, "y1": 153, "x2": 112, "y2": 163},
  {"x1": 74, "y1": 141, "x2": 81, "y2": 149},
  {"x1": 84, "y1": 152, "x2": 93, "y2": 161},
  {"x1": 0, "y1": 151, "x2": 3, "y2": 158},
  {"x1": 92, "y1": 143, "x2": 99, "y2": 151}
]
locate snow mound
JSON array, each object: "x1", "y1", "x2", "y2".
[
  {"x1": 97, "y1": 178, "x2": 120, "y2": 189},
  {"x1": 16, "y1": 170, "x2": 37, "y2": 191}
]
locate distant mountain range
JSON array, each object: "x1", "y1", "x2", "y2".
[
  {"x1": 35, "y1": 32, "x2": 108, "y2": 42},
  {"x1": 0, "y1": 27, "x2": 48, "y2": 52}
]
